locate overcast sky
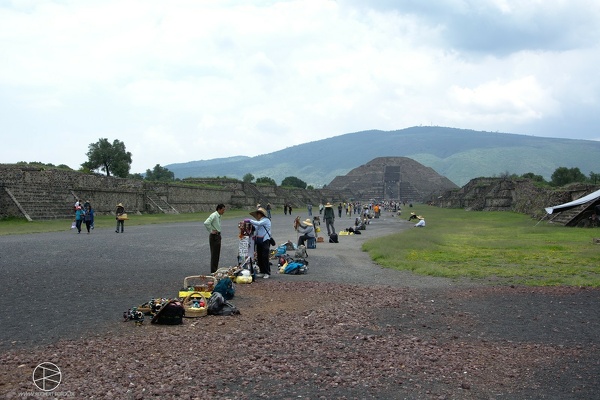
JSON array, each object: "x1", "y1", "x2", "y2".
[{"x1": 1, "y1": 0, "x2": 599, "y2": 173}]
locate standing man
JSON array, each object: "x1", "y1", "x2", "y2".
[
  {"x1": 204, "y1": 203, "x2": 226, "y2": 273},
  {"x1": 323, "y1": 202, "x2": 336, "y2": 236}
]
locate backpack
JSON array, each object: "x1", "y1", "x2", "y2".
[
  {"x1": 329, "y1": 233, "x2": 339, "y2": 243},
  {"x1": 151, "y1": 299, "x2": 185, "y2": 325},
  {"x1": 207, "y1": 292, "x2": 240, "y2": 316},
  {"x1": 295, "y1": 245, "x2": 308, "y2": 258},
  {"x1": 284, "y1": 261, "x2": 308, "y2": 275},
  {"x1": 275, "y1": 244, "x2": 287, "y2": 257},
  {"x1": 213, "y1": 277, "x2": 235, "y2": 300}
]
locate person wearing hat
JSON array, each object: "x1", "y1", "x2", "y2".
[
  {"x1": 414, "y1": 216, "x2": 426, "y2": 227},
  {"x1": 248, "y1": 207, "x2": 272, "y2": 279},
  {"x1": 323, "y1": 202, "x2": 336, "y2": 236},
  {"x1": 408, "y1": 212, "x2": 419, "y2": 221},
  {"x1": 296, "y1": 218, "x2": 315, "y2": 248},
  {"x1": 204, "y1": 203, "x2": 226, "y2": 273},
  {"x1": 115, "y1": 203, "x2": 126, "y2": 233}
]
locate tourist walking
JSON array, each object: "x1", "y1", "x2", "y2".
[
  {"x1": 84, "y1": 204, "x2": 94, "y2": 234},
  {"x1": 323, "y1": 202, "x2": 336, "y2": 236},
  {"x1": 115, "y1": 203, "x2": 126, "y2": 233},
  {"x1": 74, "y1": 206, "x2": 85, "y2": 234}
]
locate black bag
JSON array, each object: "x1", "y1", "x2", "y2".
[
  {"x1": 329, "y1": 233, "x2": 339, "y2": 243},
  {"x1": 208, "y1": 292, "x2": 240, "y2": 316},
  {"x1": 151, "y1": 299, "x2": 185, "y2": 325},
  {"x1": 269, "y1": 237, "x2": 276, "y2": 246}
]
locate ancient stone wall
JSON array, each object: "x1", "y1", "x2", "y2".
[
  {"x1": 436, "y1": 177, "x2": 599, "y2": 220},
  {"x1": 0, "y1": 165, "x2": 352, "y2": 220}
]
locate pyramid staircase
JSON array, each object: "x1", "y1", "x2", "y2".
[
  {"x1": 4, "y1": 185, "x2": 75, "y2": 220},
  {"x1": 145, "y1": 191, "x2": 179, "y2": 214},
  {"x1": 549, "y1": 202, "x2": 594, "y2": 226}
]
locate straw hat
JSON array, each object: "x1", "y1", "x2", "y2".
[
  {"x1": 117, "y1": 203, "x2": 123, "y2": 207},
  {"x1": 325, "y1": 202, "x2": 333, "y2": 207},
  {"x1": 250, "y1": 207, "x2": 268, "y2": 219},
  {"x1": 302, "y1": 218, "x2": 313, "y2": 226},
  {"x1": 417, "y1": 215, "x2": 424, "y2": 220}
]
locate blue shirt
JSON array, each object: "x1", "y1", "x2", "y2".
[{"x1": 250, "y1": 218, "x2": 272, "y2": 240}]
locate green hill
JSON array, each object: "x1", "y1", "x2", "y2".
[{"x1": 165, "y1": 126, "x2": 600, "y2": 187}]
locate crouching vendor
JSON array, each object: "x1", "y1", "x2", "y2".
[{"x1": 296, "y1": 218, "x2": 315, "y2": 247}]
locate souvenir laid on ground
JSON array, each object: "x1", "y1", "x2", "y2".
[
  {"x1": 182, "y1": 292, "x2": 208, "y2": 318},
  {"x1": 151, "y1": 299, "x2": 185, "y2": 325},
  {"x1": 277, "y1": 254, "x2": 309, "y2": 275},
  {"x1": 179, "y1": 275, "x2": 216, "y2": 299},
  {"x1": 137, "y1": 297, "x2": 170, "y2": 315},
  {"x1": 213, "y1": 266, "x2": 241, "y2": 281},
  {"x1": 123, "y1": 307, "x2": 145, "y2": 325},
  {"x1": 234, "y1": 269, "x2": 253, "y2": 284}
]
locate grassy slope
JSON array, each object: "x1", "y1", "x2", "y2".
[{"x1": 363, "y1": 206, "x2": 600, "y2": 286}]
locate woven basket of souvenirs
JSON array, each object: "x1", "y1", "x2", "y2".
[
  {"x1": 182, "y1": 292, "x2": 208, "y2": 317},
  {"x1": 213, "y1": 266, "x2": 241, "y2": 281},
  {"x1": 179, "y1": 275, "x2": 216, "y2": 299}
]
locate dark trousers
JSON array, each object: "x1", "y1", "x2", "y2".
[
  {"x1": 255, "y1": 239, "x2": 271, "y2": 275},
  {"x1": 116, "y1": 220, "x2": 124, "y2": 232},
  {"x1": 209, "y1": 233, "x2": 221, "y2": 273},
  {"x1": 298, "y1": 234, "x2": 312, "y2": 247},
  {"x1": 325, "y1": 218, "x2": 335, "y2": 236},
  {"x1": 75, "y1": 219, "x2": 82, "y2": 233}
]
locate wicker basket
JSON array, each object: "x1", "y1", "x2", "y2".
[
  {"x1": 179, "y1": 275, "x2": 216, "y2": 299},
  {"x1": 182, "y1": 292, "x2": 208, "y2": 317},
  {"x1": 213, "y1": 266, "x2": 241, "y2": 281}
]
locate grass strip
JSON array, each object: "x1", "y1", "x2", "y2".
[{"x1": 363, "y1": 206, "x2": 600, "y2": 286}]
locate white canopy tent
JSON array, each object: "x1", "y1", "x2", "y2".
[{"x1": 544, "y1": 189, "x2": 600, "y2": 214}]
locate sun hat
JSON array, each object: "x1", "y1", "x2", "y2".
[
  {"x1": 117, "y1": 203, "x2": 123, "y2": 207},
  {"x1": 302, "y1": 218, "x2": 313, "y2": 226},
  {"x1": 250, "y1": 207, "x2": 268, "y2": 219},
  {"x1": 325, "y1": 202, "x2": 333, "y2": 207}
]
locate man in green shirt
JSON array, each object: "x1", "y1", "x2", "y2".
[{"x1": 204, "y1": 203, "x2": 226, "y2": 273}]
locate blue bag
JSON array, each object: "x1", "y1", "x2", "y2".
[
  {"x1": 213, "y1": 277, "x2": 235, "y2": 300},
  {"x1": 284, "y1": 261, "x2": 308, "y2": 275}
]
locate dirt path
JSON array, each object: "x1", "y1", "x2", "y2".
[{"x1": 1, "y1": 212, "x2": 599, "y2": 399}]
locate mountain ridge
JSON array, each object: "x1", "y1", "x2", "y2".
[{"x1": 165, "y1": 126, "x2": 600, "y2": 187}]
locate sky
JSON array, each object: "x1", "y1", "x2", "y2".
[{"x1": 1, "y1": 0, "x2": 599, "y2": 174}]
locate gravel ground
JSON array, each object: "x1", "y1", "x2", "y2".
[{"x1": 0, "y1": 211, "x2": 599, "y2": 399}]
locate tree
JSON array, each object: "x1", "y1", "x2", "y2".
[
  {"x1": 550, "y1": 167, "x2": 587, "y2": 187},
  {"x1": 281, "y1": 176, "x2": 307, "y2": 189},
  {"x1": 589, "y1": 171, "x2": 600, "y2": 185},
  {"x1": 82, "y1": 138, "x2": 132, "y2": 178},
  {"x1": 256, "y1": 176, "x2": 276, "y2": 186},
  {"x1": 145, "y1": 164, "x2": 175, "y2": 182},
  {"x1": 243, "y1": 173, "x2": 255, "y2": 183},
  {"x1": 521, "y1": 172, "x2": 546, "y2": 183}
]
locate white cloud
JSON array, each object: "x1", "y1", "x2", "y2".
[{"x1": 0, "y1": 0, "x2": 599, "y2": 173}]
